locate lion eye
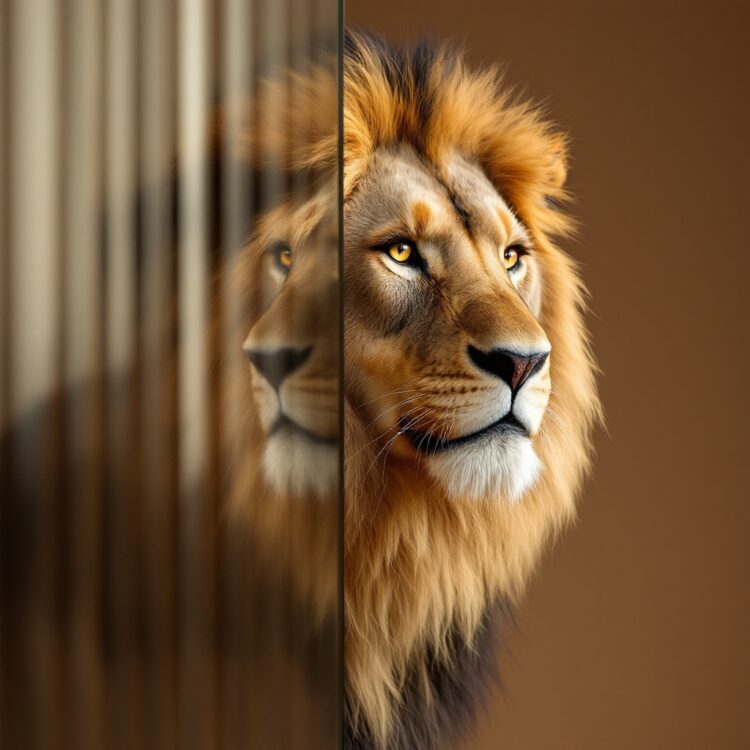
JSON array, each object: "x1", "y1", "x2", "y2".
[
  {"x1": 274, "y1": 244, "x2": 294, "y2": 273},
  {"x1": 388, "y1": 242, "x2": 415, "y2": 264},
  {"x1": 503, "y1": 245, "x2": 523, "y2": 271}
]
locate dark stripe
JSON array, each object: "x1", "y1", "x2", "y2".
[{"x1": 449, "y1": 191, "x2": 473, "y2": 233}]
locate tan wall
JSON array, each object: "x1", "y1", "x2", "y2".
[{"x1": 346, "y1": 2, "x2": 750, "y2": 748}]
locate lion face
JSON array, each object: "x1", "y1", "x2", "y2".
[
  {"x1": 241, "y1": 198, "x2": 339, "y2": 499},
  {"x1": 345, "y1": 144, "x2": 552, "y2": 501}
]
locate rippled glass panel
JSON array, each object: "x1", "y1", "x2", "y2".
[{"x1": 0, "y1": 2, "x2": 341, "y2": 748}]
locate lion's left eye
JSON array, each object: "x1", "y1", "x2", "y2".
[{"x1": 503, "y1": 245, "x2": 525, "y2": 271}]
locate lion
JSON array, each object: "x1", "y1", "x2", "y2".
[
  {"x1": 340, "y1": 34, "x2": 601, "y2": 749},
  {"x1": 230, "y1": 31, "x2": 600, "y2": 750}
]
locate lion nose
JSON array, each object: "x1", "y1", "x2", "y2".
[
  {"x1": 468, "y1": 346, "x2": 549, "y2": 393},
  {"x1": 244, "y1": 345, "x2": 312, "y2": 391}
]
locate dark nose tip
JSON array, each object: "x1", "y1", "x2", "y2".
[
  {"x1": 244, "y1": 346, "x2": 312, "y2": 391},
  {"x1": 468, "y1": 346, "x2": 549, "y2": 393}
]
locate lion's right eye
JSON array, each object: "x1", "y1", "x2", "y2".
[
  {"x1": 387, "y1": 241, "x2": 416, "y2": 264},
  {"x1": 502, "y1": 243, "x2": 528, "y2": 272},
  {"x1": 277, "y1": 247, "x2": 293, "y2": 270},
  {"x1": 268, "y1": 242, "x2": 294, "y2": 274}
]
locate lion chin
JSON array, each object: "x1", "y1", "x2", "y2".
[{"x1": 426, "y1": 435, "x2": 542, "y2": 502}]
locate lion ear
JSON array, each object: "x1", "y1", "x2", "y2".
[{"x1": 545, "y1": 133, "x2": 569, "y2": 191}]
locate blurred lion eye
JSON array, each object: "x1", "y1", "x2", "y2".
[
  {"x1": 388, "y1": 242, "x2": 414, "y2": 264},
  {"x1": 273, "y1": 244, "x2": 293, "y2": 272},
  {"x1": 503, "y1": 245, "x2": 524, "y2": 271}
]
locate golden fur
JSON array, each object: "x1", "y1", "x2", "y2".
[{"x1": 228, "y1": 32, "x2": 601, "y2": 749}]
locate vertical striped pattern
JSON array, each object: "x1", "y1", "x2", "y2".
[{"x1": 0, "y1": 2, "x2": 340, "y2": 749}]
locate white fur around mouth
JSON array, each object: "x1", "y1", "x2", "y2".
[
  {"x1": 263, "y1": 429, "x2": 338, "y2": 500},
  {"x1": 425, "y1": 433, "x2": 542, "y2": 502}
]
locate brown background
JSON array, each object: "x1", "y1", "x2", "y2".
[{"x1": 346, "y1": 1, "x2": 750, "y2": 748}]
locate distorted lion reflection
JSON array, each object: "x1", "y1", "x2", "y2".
[
  {"x1": 215, "y1": 188, "x2": 340, "y2": 750},
  {"x1": 220, "y1": 188, "x2": 339, "y2": 506},
  {"x1": 218, "y1": 187, "x2": 340, "y2": 629},
  {"x1": 0, "y1": 186, "x2": 341, "y2": 750},
  {"x1": 240, "y1": 195, "x2": 339, "y2": 500}
]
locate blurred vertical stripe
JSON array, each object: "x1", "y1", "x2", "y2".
[
  {"x1": 8, "y1": 1, "x2": 64, "y2": 748},
  {"x1": 63, "y1": 1, "x2": 105, "y2": 748}
]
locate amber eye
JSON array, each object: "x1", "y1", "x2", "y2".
[
  {"x1": 388, "y1": 242, "x2": 414, "y2": 264},
  {"x1": 273, "y1": 243, "x2": 293, "y2": 273},
  {"x1": 503, "y1": 245, "x2": 523, "y2": 271}
]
